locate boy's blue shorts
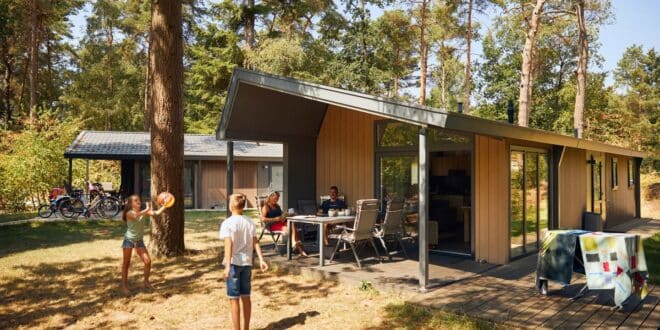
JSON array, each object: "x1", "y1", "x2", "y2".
[{"x1": 226, "y1": 264, "x2": 252, "y2": 299}]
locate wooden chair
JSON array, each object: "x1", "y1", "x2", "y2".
[
  {"x1": 255, "y1": 195, "x2": 284, "y2": 247},
  {"x1": 373, "y1": 199, "x2": 409, "y2": 260},
  {"x1": 329, "y1": 199, "x2": 381, "y2": 268}
]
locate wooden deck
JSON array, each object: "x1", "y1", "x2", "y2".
[
  {"x1": 265, "y1": 219, "x2": 659, "y2": 328},
  {"x1": 409, "y1": 254, "x2": 659, "y2": 329}
]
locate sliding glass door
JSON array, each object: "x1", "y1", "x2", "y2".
[{"x1": 510, "y1": 148, "x2": 549, "y2": 258}]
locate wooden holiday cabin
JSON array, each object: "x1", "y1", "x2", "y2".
[
  {"x1": 217, "y1": 69, "x2": 644, "y2": 290},
  {"x1": 64, "y1": 131, "x2": 283, "y2": 209}
]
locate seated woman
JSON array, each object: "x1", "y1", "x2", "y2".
[{"x1": 261, "y1": 191, "x2": 307, "y2": 256}]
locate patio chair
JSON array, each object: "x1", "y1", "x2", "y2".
[
  {"x1": 373, "y1": 199, "x2": 409, "y2": 260},
  {"x1": 319, "y1": 195, "x2": 345, "y2": 205},
  {"x1": 329, "y1": 199, "x2": 381, "y2": 268},
  {"x1": 255, "y1": 195, "x2": 284, "y2": 247}
]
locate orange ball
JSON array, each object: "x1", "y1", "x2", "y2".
[{"x1": 157, "y1": 192, "x2": 175, "y2": 208}]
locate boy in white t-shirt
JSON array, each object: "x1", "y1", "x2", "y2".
[{"x1": 220, "y1": 193, "x2": 268, "y2": 330}]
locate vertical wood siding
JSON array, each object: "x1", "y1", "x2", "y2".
[
  {"x1": 558, "y1": 148, "x2": 587, "y2": 228},
  {"x1": 201, "y1": 161, "x2": 257, "y2": 209},
  {"x1": 474, "y1": 135, "x2": 508, "y2": 264},
  {"x1": 316, "y1": 105, "x2": 383, "y2": 204},
  {"x1": 604, "y1": 154, "x2": 636, "y2": 228}
]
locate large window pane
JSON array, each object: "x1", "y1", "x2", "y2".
[
  {"x1": 510, "y1": 151, "x2": 524, "y2": 258},
  {"x1": 524, "y1": 153, "x2": 539, "y2": 252},
  {"x1": 594, "y1": 160, "x2": 603, "y2": 214},
  {"x1": 377, "y1": 122, "x2": 418, "y2": 147}
]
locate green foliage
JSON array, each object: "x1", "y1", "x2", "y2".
[
  {"x1": 643, "y1": 233, "x2": 660, "y2": 285},
  {"x1": 0, "y1": 114, "x2": 81, "y2": 211},
  {"x1": 185, "y1": 24, "x2": 243, "y2": 134}
]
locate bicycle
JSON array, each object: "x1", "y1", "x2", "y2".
[
  {"x1": 60, "y1": 183, "x2": 121, "y2": 219},
  {"x1": 37, "y1": 195, "x2": 70, "y2": 218}
]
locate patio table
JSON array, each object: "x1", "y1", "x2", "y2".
[{"x1": 286, "y1": 215, "x2": 355, "y2": 266}]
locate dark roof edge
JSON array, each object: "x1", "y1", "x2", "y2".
[
  {"x1": 217, "y1": 68, "x2": 645, "y2": 158},
  {"x1": 63, "y1": 153, "x2": 283, "y2": 162}
]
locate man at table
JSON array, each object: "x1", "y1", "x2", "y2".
[
  {"x1": 318, "y1": 186, "x2": 347, "y2": 214},
  {"x1": 318, "y1": 186, "x2": 347, "y2": 245}
]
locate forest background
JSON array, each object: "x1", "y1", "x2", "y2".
[{"x1": 0, "y1": 0, "x2": 657, "y2": 212}]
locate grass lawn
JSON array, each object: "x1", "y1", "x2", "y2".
[
  {"x1": 643, "y1": 232, "x2": 660, "y2": 285},
  {"x1": 0, "y1": 211, "x2": 492, "y2": 329},
  {"x1": 0, "y1": 212, "x2": 37, "y2": 224}
]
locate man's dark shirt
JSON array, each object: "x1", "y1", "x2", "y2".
[{"x1": 320, "y1": 199, "x2": 347, "y2": 214}]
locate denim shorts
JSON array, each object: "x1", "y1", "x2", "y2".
[
  {"x1": 121, "y1": 239, "x2": 146, "y2": 249},
  {"x1": 226, "y1": 264, "x2": 252, "y2": 299}
]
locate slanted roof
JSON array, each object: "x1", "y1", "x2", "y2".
[
  {"x1": 65, "y1": 131, "x2": 282, "y2": 161},
  {"x1": 217, "y1": 68, "x2": 645, "y2": 158}
]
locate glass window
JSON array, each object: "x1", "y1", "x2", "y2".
[
  {"x1": 376, "y1": 121, "x2": 472, "y2": 149},
  {"x1": 510, "y1": 149, "x2": 549, "y2": 258},
  {"x1": 524, "y1": 153, "x2": 539, "y2": 253},
  {"x1": 510, "y1": 151, "x2": 525, "y2": 259},
  {"x1": 377, "y1": 122, "x2": 418, "y2": 147},
  {"x1": 612, "y1": 158, "x2": 619, "y2": 189}
]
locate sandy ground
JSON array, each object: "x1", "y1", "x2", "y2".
[{"x1": 0, "y1": 222, "x2": 416, "y2": 330}]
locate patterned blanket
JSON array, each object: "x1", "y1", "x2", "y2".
[{"x1": 579, "y1": 232, "x2": 649, "y2": 307}]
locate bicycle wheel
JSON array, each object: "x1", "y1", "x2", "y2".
[
  {"x1": 60, "y1": 198, "x2": 84, "y2": 218},
  {"x1": 100, "y1": 197, "x2": 121, "y2": 218},
  {"x1": 38, "y1": 204, "x2": 53, "y2": 218}
]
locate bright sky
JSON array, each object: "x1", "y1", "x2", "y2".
[{"x1": 69, "y1": 0, "x2": 659, "y2": 87}]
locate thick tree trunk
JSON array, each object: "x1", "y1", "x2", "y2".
[
  {"x1": 517, "y1": 0, "x2": 546, "y2": 127},
  {"x1": 29, "y1": 0, "x2": 40, "y2": 125},
  {"x1": 573, "y1": 0, "x2": 588, "y2": 138},
  {"x1": 418, "y1": 0, "x2": 428, "y2": 105},
  {"x1": 149, "y1": 0, "x2": 185, "y2": 257},
  {"x1": 245, "y1": 0, "x2": 255, "y2": 48},
  {"x1": 144, "y1": 24, "x2": 153, "y2": 131},
  {"x1": 463, "y1": 0, "x2": 473, "y2": 114}
]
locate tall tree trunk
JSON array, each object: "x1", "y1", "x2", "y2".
[
  {"x1": 106, "y1": 20, "x2": 114, "y2": 131},
  {"x1": 517, "y1": 0, "x2": 545, "y2": 127},
  {"x1": 150, "y1": 0, "x2": 185, "y2": 257},
  {"x1": 573, "y1": 0, "x2": 588, "y2": 138},
  {"x1": 244, "y1": 0, "x2": 255, "y2": 48},
  {"x1": 143, "y1": 24, "x2": 153, "y2": 131},
  {"x1": 46, "y1": 32, "x2": 54, "y2": 109},
  {"x1": 463, "y1": 0, "x2": 473, "y2": 114},
  {"x1": 2, "y1": 51, "x2": 12, "y2": 129},
  {"x1": 441, "y1": 59, "x2": 447, "y2": 109},
  {"x1": 393, "y1": 75, "x2": 399, "y2": 98},
  {"x1": 29, "y1": 0, "x2": 40, "y2": 125},
  {"x1": 418, "y1": 0, "x2": 428, "y2": 105}
]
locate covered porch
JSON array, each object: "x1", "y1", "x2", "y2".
[{"x1": 217, "y1": 69, "x2": 484, "y2": 290}]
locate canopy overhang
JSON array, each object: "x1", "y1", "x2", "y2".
[{"x1": 217, "y1": 68, "x2": 645, "y2": 158}]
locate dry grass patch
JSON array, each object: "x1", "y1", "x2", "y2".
[{"x1": 0, "y1": 212, "x2": 490, "y2": 329}]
